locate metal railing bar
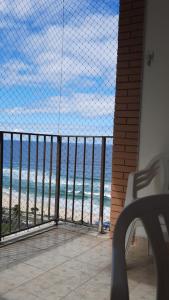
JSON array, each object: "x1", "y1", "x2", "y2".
[
  {"x1": 60, "y1": 135, "x2": 113, "y2": 138},
  {"x1": 1, "y1": 218, "x2": 56, "y2": 238},
  {"x1": 72, "y1": 137, "x2": 78, "y2": 221},
  {"x1": 0, "y1": 131, "x2": 113, "y2": 139},
  {"x1": 18, "y1": 134, "x2": 22, "y2": 230},
  {"x1": 99, "y1": 137, "x2": 106, "y2": 233},
  {"x1": 41, "y1": 136, "x2": 46, "y2": 223},
  {"x1": 55, "y1": 136, "x2": 62, "y2": 222},
  {"x1": 9, "y1": 133, "x2": 13, "y2": 233},
  {"x1": 81, "y1": 137, "x2": 86, "y2": 223},
  {"x1": 26, "y1": 135, "x2": 31, "y2": 228},
  {"x1": 48, "y1": 136, "x2": 53, "y2": 219},
  {"x1": 59, "y1": 218, "x2": 98, "y2": 228},
  {"x1": 34, "y1": 135, "x2": 39, "y2": 225},
  {"x1": 65, "y1": 136, "x2": 69, "y2": 220},
  {"x1": 90, "y1": 137, "x2": 95, "y2": 225},
  {"x1": 0, "y1": 131, "x2": 58, "y2": 137}
]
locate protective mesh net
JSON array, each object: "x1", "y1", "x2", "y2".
[{"x1": 0, "y1": 0, "x2": 119, "y2": 136}]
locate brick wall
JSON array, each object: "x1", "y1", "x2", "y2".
[{"x1": 110, "y1": 0, "x2": 145, "y2": 232}]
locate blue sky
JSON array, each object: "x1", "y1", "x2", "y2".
[{"x1": 0, "y1": 0, "x2": 119, "y2": 135}]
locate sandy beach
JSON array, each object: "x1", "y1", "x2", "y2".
[{"x1": 2, "y1": 190, "x2": 110, "y2": 226}]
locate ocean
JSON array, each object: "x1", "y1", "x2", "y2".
[{"x1": 2, "y1": 137, "x2": 112, "y2": 225}]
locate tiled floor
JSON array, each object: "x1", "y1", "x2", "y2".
[{"x1": 0, "y1": 225, "x2": 156, "y2": 300}]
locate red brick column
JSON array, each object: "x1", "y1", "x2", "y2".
[{"x1": 110, "y1": 0, "x2": 145, "y2": 233}]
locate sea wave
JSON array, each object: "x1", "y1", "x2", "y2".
[
  {"x1": 3, "y1": 168, "x2": 111, "y2": 205},
  {"x1": 3, "y1": 168, "x2": 106, "y2": 187},
  {"x1": 2, "y1": 188, "x2": 111, "y2": 223}
]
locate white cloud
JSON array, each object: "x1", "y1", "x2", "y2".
[
  {"x1": 11, "y1": 0, "x2": 32, "y2": 18},
  {"x1": 0, "y1": 0, "x2": 85, "y2": 20},
  {"x1": 64, "y1": 14, "x2": 119, "y2": 42},
  {"x1": 0, "y1": 60, "x2": 37, "y2": 86},
  {"x1": 0, "y1": 0, "x2": 6, "y2": 12},
  {"x1": 1, "y1": 93, "x2": 115, "y2": 118},
  {"x1": 1, "y1": 13, "x2": 118, "y2": 87},
  {"x1": 48, "y1": 93, "x2": 115, "y2": 118},
  {"x1": 71, "y1": 93, "x2": 115, "y2": 117},
  {"x1": 0, "y1": 0, "x2": 32, "y2": 18}
]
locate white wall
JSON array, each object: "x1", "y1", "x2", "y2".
[
  {"x1": 139, "y1": 0, "x2": 169, "y2": 172},
  {"x1": 136, "y1": 0, "x2": 169, "y2": 238}
]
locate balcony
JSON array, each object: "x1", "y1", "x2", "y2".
[
  {"x1": 0, "y1": 224, "x2": 155, "y2": 300},
  {"x1": 0, "y1": 131, "x2": 156, "y2": 300}
]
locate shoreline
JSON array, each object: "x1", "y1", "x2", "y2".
[{"x1": 2, "y1": 190, "x2": 110, "y2": 225}]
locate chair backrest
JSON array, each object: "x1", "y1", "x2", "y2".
[
  {"x1": 111, "y1": 194, "x2": 169, "y2": 300},
  {"x1": 125, "y1": 154, "x2": 169, "y2": 254},
  {"x1": 125, "y1": 154, "x2": 169, "y2": 207}
]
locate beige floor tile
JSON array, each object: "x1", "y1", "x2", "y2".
[
  {"x1": 64, "y1": 279, "x2": 110, "y2": 300},
  {"x1": 47, "y1": 235, "x2": 101, "y2": 259},
  {"x1": 24, "y1": 251, "x2": 69, "y2": 271},
  {"x1": 50, "y1": 257, "x2": 103, "y2": 277},
  {"x1": 14, "y1": 271, "x2": 77, "y2": 299},
  {"x1": 0, "y1": 263, "x2": 44, "y2": 295},
  {"x1": 3, "y1": 288, "x2": 43, "y2": 300},
  {"x1": 0, "y1": 226, "x2": 156, "y2": 300},
  {"x1": 75, "y1": 242, "x2": 112, "y2": 268},
  {"x1": 130, "y1": 283, "x2": 156, "y2": 300}
]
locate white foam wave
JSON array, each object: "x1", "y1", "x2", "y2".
[
  {"x1": 2, "y1": 188, "x2": 110, "y2": 224},
  {"x1": 104, "y1": 192, "x2": 111, "y2": 198}
]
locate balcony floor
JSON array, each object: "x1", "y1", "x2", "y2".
[{"x1": 0, "y1": 225, "x2": 155, "y2": 300}]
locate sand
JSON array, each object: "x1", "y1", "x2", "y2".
[{"x1": 2, "y1": 190, "x2": 110, "y2": 226}]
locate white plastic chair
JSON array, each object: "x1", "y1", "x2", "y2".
[
  {"x1": 111, "y1": 195, "x2": 169, "y2": 300},
  {"x1": 125, "y1": 153, "x2": 169, "y2": 255}
]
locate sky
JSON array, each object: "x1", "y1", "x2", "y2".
[{"x1": 0, "y1": 0, "x2": 119, "y2": 136}]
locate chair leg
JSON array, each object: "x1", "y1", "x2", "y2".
[
  {"x1": 125, "y1": 219, "x2": 137, "y2": 256},
  {"x1": 148, "y1": 239, "x2": 153, "y2": 256}
]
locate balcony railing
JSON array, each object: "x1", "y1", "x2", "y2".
[{"x1": 0, "y1": 131, "x2": 113, "y2": 240}]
